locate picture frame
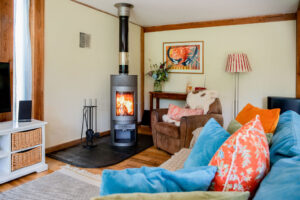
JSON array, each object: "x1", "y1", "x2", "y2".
[{"x1": 163, "y1": 41, "x2": 204, "y2": 74}]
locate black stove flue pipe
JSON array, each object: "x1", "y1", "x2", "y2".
[{"x1": 114, "y1": 3, "x2": 134, "y2": 74}]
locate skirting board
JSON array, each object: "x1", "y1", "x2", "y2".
[{"x1": 45, "y1": 130, "x2": 110, "y2": 154}]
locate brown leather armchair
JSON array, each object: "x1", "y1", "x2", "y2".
[{"x1": 151, "y1": 98, "x2": 223, "y2": 154}]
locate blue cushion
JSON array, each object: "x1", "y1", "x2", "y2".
[
  {"x1": 184, "y1": 118, "x2": 230, "y2": 168},
  {"x1": 270, "y1": 111, "x2": 300, "y2": 165},
  {"x1": 254, "y1": 156, "x2": 300, "y2": 200},
  {"x1": 100, "y1": 166, "x2": 217, "y2": 196}
]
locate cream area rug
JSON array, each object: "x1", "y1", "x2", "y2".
[
  {"x1": 0, "y1": 165, "x2": 101, "y2": 200},
  {"x1": 0, "y1": 148, "x2": 191, "y2": 200}
]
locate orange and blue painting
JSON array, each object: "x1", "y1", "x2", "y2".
[{"x1": 163, "y1": 41, "x2": 204, "y2": 74}]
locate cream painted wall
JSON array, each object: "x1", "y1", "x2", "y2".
[
  {"x1": 145, "y1": 21, "x2": 296, "y2": 127},
  {"x1": 45, "y1": 0, "x2": 141, "y2": 147}
]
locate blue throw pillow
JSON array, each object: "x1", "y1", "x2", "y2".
[
  {"x1": 184, "y1": 118, "x2": 230, "y2": 168},
  {"x1": 254, "y1": 156, "x2": 300, "y2": 200},
  {"x1": 270, "y1": 111, "x2": 300, "y2": 165},
  {"x1": 100, "y1": 166, "x2": 217, "y2": 196}
]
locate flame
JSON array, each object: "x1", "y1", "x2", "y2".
[{"x1": 116, "y1": 92, "x2": 134, "y2": 116}]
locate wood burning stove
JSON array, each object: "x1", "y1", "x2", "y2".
[
  {"x1": 111, "y1": 75, "x2": 137, "y2": 146},
  {"x1": 111, "y1": 3, "x2": 137, "y2": 147}
]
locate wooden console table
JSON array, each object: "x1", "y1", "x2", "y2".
[{"x1": 149, "y1": 91, "x2": 187, "y2": 111}]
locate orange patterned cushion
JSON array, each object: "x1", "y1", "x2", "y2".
[
  {"x1": 209, "y1": 115, "x2": 270, "y2": 194},
  {"x1": 236, "y1": 103, "x2": 280, "y2": 133},
  {"x1": 167, "y1": 104, "x2": 204, "y2": 121}
]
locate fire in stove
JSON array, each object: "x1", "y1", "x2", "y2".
[{"x1": 116, "y1": 92, "x2": 134, "y2": 116}]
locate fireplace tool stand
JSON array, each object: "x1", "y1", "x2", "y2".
[{"x1": 81, "y1": 104, "x2": 99, "y2": 149}]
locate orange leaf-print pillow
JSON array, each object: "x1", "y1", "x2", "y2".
[{"x1": 209, "y1": 115, "x2": 270, "y2": 195}]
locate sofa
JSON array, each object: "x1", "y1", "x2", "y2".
[
  {"x1": 151, "y1": 98, "x2": 223, "y2": 154},
  {"x1": 94, "y1": 110, "x2": 300, "y2": 200},
  {"x1": 158, "y1": 110, "x2": 300, "y2": 200}
]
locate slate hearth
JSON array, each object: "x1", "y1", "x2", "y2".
[{"x1": 47, "y1": 134, "x2": 153, "y2": 168}]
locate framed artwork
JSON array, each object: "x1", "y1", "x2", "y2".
[{"x1": 163, "y1": 41, "x2": 204, "y2": 74}]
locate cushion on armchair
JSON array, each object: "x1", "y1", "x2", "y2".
[
  {"x1": 162, "y1": 104, "x2": 204, "y2": 126},
  {"x1": 167, "y1": 104, "x2": 204, "y2": 121}
]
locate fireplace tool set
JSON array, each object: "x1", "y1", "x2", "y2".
[{"x1": 81, "y1": 99, "x2": 100, "y2": 148}]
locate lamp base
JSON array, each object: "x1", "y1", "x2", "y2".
[{"x1": 234, "y1": 73, "x2": 239, "y2": 118}]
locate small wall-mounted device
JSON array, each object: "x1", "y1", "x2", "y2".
[
  {"x1": 18, "y1": 100, "x2": 32, "y2": 122},
  {"x1": 79, "y1": 32, "x2": 91, "y2": 48}
]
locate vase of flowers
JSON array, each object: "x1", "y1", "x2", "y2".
[
  {"x1": 154, "y1": 80, "x2": 162, "y2": 92},
  {"x1": 147, "y1": 62, "x2": 171, "y2": 92}
]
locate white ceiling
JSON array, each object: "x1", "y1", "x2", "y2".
[{"x1": 76, "y1": 0, "x2": 299, "y2": 27}]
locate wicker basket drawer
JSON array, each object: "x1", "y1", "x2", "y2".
[
  {"x1": 11, "y1": 128, "x2": 42, "y2": 151},
  {"x1": 11, "y1": 146, "x2": 42, "y2": 171}
]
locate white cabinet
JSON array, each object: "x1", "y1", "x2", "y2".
[{"x1": 0, "y1": 120, "x2": 48, "y2": 184}]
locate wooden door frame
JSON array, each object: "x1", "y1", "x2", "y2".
[
  {"x1": 30, "y1": 0, "x2": 45, "y2": 120},
  {"x1": 140, "y1": 27, "x2": 145, "y2": 117},
  {"x1": 0, "y1": 0, "x2": 14, "y2": 122},
  {"x1": 297, "y1": 6, "x2": 300, "y2": 98}
]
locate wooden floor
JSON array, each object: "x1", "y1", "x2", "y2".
[{"x1": 0, "y1": 127, "x2": 171, "y2": 193}]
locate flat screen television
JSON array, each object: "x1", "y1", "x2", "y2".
[
  {"x1": 0, "y1": 62, "x2": 11, "y2": 113},
  {"x1": 268, "y1": 96, "x2": 300, "y2": 115}
]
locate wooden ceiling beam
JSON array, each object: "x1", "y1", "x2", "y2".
[{"x1": 144, "y1": 13, "x2": 296, "y2": 32}]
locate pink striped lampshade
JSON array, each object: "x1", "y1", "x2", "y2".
[{"x1": 225, "y1": 53, "x2": 252, "y2": 73}]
